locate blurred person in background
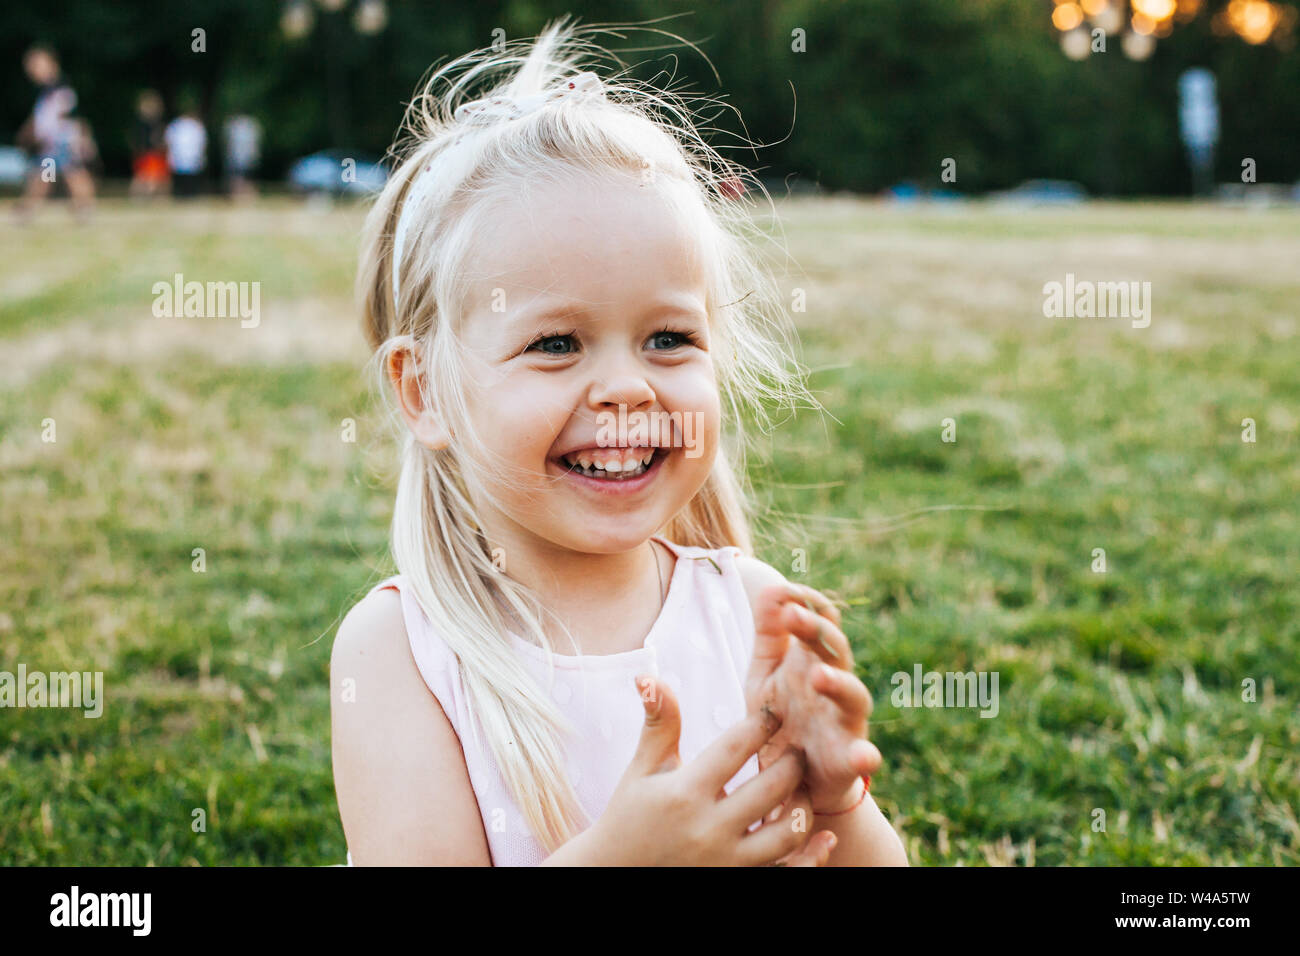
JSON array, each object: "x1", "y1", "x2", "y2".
[
  {"x1": 223, "y1": 113, "x2": 262, "y2": 201},
  {"x1": 130, "y1": 90, "x2": 170, "y2": 199},
  {"x1": 165, "y1": 103, "x2": 207, "y2": 199},
  {"x1": 14, "y1": 44, "x2": 96, "y2": 223},
  {"x1": 73, "y1": 118, "x2": 99, "y2": 176}
]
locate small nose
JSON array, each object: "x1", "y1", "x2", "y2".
[{"x1": 585, "y1": 355, "x2": 655, "y2": 412}]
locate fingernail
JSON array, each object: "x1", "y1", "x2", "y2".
[{"x1": 827, "y1": 834, "x2": 838, "y2": 851}]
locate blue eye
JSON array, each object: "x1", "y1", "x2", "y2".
[
  {"x1": 528, "y1": 332, "x2": 578, "y2": 355},
  {"x1": 648, "y1": 330, "x2": 695, "y2": 350}
]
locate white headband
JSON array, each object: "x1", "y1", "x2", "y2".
[{"x1": 391, "y1": 71, "x2": 606, "y2": 310}]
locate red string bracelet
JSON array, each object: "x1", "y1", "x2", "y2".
[{"x1": 813, "y1": 775, "x2": 870, "y2": 816}]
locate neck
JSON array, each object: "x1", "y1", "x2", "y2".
[{"x1": 487, "y1": 526, "x2": 669, "y2": 656}]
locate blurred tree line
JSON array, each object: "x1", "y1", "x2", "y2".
[{"x1": 3, "y1": 0, "x2": 1298, "y2": 195}]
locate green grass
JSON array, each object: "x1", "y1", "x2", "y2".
[{"x1": 1, "y1": 197, "x2": 1296, "y2": 865}]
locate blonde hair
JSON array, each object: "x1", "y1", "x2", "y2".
[{"x1": 357, "y1": 15, "x2": 812, "y2": 852}]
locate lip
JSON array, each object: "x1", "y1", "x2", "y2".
[{"x1": 547, "y1": 448, "x2": 668, "y2": 496}]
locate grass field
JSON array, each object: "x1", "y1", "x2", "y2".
[{"x1": 1, "y1": 196, "x2": 1297, "y2": 866}]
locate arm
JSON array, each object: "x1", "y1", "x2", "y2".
[
  {"x1": 810, "y1": 783, "x2": 908, "y2": 867},
  {"x1": 538, "y1": 825, "x2": 608, "y2": 865},
  {"x1": 330, "y1": 588, "x2": 492, "y2": 865},
  {"x1": 735, "y1": 556, "x2": 909, "y2": 866}
]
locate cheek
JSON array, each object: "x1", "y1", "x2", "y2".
[
  {"x1": 662, "y1": 369, "x2": 722, "y2": 471},
  {"x1": 680, "y1": 369, "x2": 722, "y2": 432},
  {"x1": 463, "y1": 374, "x2": 567, "y2": 467}
]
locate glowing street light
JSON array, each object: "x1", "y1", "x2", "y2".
[
  {"x1": 354, "y1": 0, "x2": 387, "y2": 35},
  {"x1": 1053, "y1": 2, "x2": 1086, "y2": 30},
  {"x1": 1050, "y1": 0, "x2": 1298, "y2": 56},
  {"x1": 281, "y1": 0, "x2": 314, "y2": 40},
  {"x1": 1216, "y1": 0, "x2": 1293, "y2": 44},
  {"x1": 282, "y1": 0, "x2": 387, "y2": 40},
  {"x1": 1092, "y1": 3, "x2": 1127, "y2": 35},
  {"x1": 1132, "y1": 0, "x2": 1177, "y2": 19},
  {"x1": 1122, "y1": 30, "x2": 1157, "y2": 57},
  {"x1": 1061, "y1": 27, "x2": 1093, "y2": 58}
]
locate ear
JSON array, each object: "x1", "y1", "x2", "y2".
[{"x1": 386, "y1": 342, "x2": 450, "y2": 451}]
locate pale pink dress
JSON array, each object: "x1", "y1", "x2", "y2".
[{"x1": 347, "y1": 535, "x2": 760, "y2": 866}]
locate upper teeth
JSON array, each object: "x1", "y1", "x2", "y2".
[{"x1": 564, "y1": 449, "x2": 656, "y2": 472}]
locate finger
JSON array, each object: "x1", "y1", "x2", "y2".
[
  {"x1": 778, "y1": 830, "x2": 838, "y2": 867},
  {"x1": 782, "y1": 602, "x2": 852, "y2": 668},
  {"x1": 813, "y1": 663, "x2": 873, "y2": 720},
  {"x1": 814, "y1": 741, "x2": 883, "y2": 798},
  {"x1": 683, "y1": 704, "x2": 783, "y2": 795},
  {"x1": 787, "y1": 584, "x2": 842, "y2": 629},
  {"x1": 736, "y1": 786, "x2": 817, "y2": 866},
  {"x1": 719, "y1": 747, "x2": 805, "y2": 834},
  {"x1": 628, "y1": 675, "x2": 682, "y2": 776},
  {"x1": 747, "y1": 584, "x2": 794, "y2": 686},
  {"x1": 851, "y1": 739, "x2": 883, "y2": 779}
]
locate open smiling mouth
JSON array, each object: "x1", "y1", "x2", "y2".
[{"x1": 557, "y1": 448, "x2": 665, "y2": 481}]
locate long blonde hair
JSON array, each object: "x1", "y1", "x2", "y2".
[{"x1": 357, "y1": 16, "x2": 812, "y2": 852}]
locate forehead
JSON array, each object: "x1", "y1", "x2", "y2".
[{"x1": 461, "y1": 173, "x2": 707, "y2": 319}]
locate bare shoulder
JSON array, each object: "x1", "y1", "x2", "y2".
[
  {"x1": 330, "y1": 587, "x2": 434, "y2": 709},
  {"x1": 330, "y1": 585, "x2": 491, "y2": 865},
  {"x1": 330, "y1": 586, "x2": 408, "y2": 675}
]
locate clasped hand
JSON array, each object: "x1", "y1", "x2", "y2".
[{"x1": 744, "y1": 583, "x2": 881, "y2": 814}]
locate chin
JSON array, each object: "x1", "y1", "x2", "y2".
[{"x1": 548, "y1": 521, "x2": 663, "y2": 555}]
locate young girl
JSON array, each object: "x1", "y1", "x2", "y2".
[{"x1": 331, "y1": 19, "x2": 908, "y2": 867}]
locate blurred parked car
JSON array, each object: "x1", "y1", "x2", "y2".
[
  {"x1": 287, "y1": 150, "x2": 387, "y2": 196},
  {"x1": 0, "y1": 146, "x2": 30, "y2": 187},
  {"x1": 988, "y1": 179, "x2": 1087, "y2": 204},
  {"x1": 1215, "y1": 181, "x2": 1299, "y2": 206},
  {"x1": 882, "y1": 181, "x2": 965, "y2": 203}
]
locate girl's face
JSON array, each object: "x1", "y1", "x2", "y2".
[{"x1": 451, "y1": 172, "x2": 721, "y2": 556}]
